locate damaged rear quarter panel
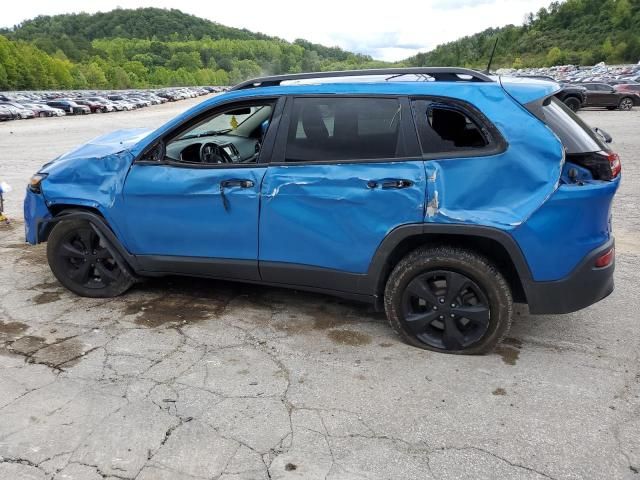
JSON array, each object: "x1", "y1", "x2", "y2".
[{"x1": 422, "y1": 86, "x2": 564, "y2": 229}]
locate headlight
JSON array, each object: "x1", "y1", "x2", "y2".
[{"x1": 28, "y1": 173, "x2": 47, "y2": 194}]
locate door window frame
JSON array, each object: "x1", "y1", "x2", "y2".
[
  {"x1": 269, "y1": 94, "x2": 422, "y2": 166},
  {"x1": 410, "y1": 96, "x2": 508, "y2": 161},
  {"x1": 135, "y1": 96, "x2": 285, "y2": 169}
]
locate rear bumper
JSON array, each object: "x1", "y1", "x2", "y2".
[{"x1": 524, "y1": 238, "x2": 615, "y2": 314}]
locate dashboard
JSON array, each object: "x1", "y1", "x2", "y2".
[{"x1": 165, "y1": 134, "x2": 260, "y2": 165}]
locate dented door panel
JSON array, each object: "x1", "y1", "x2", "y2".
[{"x1": 259, "y1": 162, "x2": 426, "y2": 274}]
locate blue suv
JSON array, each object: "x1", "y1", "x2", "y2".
[{"x1": 24, "y1": 68, "x2": 621, "y2": 354}]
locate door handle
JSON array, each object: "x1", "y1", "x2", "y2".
[
  {"x1": 367, "y1": 179, "x2": 414, "y2": 189},
  {"x1": 219, "y1": 178, "x2": 254, "y2": 211},
  {"x1": 220, "y1": 179, "x2": 254, "y2": 189}
]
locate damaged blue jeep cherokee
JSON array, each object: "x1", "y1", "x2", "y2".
[{"x1": 24, "y1": 68, "x2": 621, "y2": 354}]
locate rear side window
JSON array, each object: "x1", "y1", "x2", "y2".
[
  {"x1": 411, "y1": 99, "x2": 497, "y2": 157},
  {"x1": 285, "y1": 97, "x2": 404, "y2": 162},
  {"x1": 535, "y1": 97, "x2": 605, "y2": 154}
]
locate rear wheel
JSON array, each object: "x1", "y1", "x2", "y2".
[
  {"x1": 384, "y1": 246, "x2": 512, "y2": 354},
  {"x1": 563, "y1": 97, "x2": 581, "y2": 112},
  {"x1": 618, "y1": 97, "x2": 634, "y2": 111},
  {"x1": 47, "y1": 220, "x2": 134, "y2": 298}
]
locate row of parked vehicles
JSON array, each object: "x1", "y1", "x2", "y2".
[
  {"x1": 502, "y1": 63, "x2": 640, "y2": 112},
  {"x1": 0, "y1": 86, "x2": 226, "y2": 122}
]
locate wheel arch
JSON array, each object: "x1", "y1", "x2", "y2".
[
  {"x1": 368, "y1": 224, "x2": 532, "y2": 305},
  {"x1": 44, "y1": 206, "x2": 139, "y2": 277}
]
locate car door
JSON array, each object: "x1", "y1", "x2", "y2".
[
  {"x1": 121, "y1": 97, "x2": 283, "y2": 281},
  {"x1": 258, "y1": 95, "x2": 426, "y2": 293}
]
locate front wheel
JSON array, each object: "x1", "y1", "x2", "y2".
[
  {"x1": 47, "y1": 220, "x2": 134, "y2": 298},
  {"x1": 384, "y1": 246, "x2": 512, "y2": 354}
]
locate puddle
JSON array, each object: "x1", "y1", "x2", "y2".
[
  {"x1": 7, "y1": 334, "x2": 86, "y2": 369},
  {"x1": 495, "y1": 337, "x2": 522, "y2": 366},
  {"x1": 18, "y1": 244, "x2": 47, "y2": 265},
  {"x1": 0, "y1": 321, "x2": 29, "y2": 343},
  {"x1": 327, "y1": 329, "x2": 372, "y2": 346},
  {"x1": 125, "y1": 278, "x2": 238, "y2": 328},
  {"x1": 33, "y1": 291, "x2": 61, "y2": 305}
]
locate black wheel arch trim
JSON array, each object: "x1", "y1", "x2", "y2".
[
  {"x1": 47, "y1": 209, "x2": 140, "y2": 280},
  {"x1": 365, "y1": 223, "x2": 534, "y2": 298}
]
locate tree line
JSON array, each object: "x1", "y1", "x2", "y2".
[
  {"x1": 2, "y1": 1, "x2": 640, "y2": 91},
  {"x1": 406, "y1": 0, "x2": 640, "y2": 69},
  {"x1": 0, "y1": 8, "x2": 386, "y2": 90}
]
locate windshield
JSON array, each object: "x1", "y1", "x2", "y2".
[
  {"x1": 537, "y1": 97, "x2": 606, "y2": 154},
  {"x1": 178, "y1": 105, "x2": 273, "y2": 140}
]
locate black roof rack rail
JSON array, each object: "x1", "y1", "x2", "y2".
[{"x1": 230, "y1": 67, "x2": 493, "y2": 91}]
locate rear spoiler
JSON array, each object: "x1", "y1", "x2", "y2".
[{"x1": 499, "y1": 76, "x2": 562, "y2": 106}]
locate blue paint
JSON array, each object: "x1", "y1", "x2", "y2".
[
  {"x1": 23, "y1": 76, "x2": 619, "y2": 287},
  {"x1": 24, "y1": 188, "x2": 51, "y2": 244},
  {"x1": 259, "y1": 162, "x2": 426, "y2": 273},
  {"x1": 119, "y1": 164, "x2": 266, "y2": 259}
]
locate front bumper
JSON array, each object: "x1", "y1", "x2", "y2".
[
  {"x1": 524, "y1": 238, "x2": 615, "y2": 314},
  {"x1": 24, "y1": 188, "x2": 51, "y2": 244}
]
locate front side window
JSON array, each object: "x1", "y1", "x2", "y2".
[
  {"x1": 285, "y1": 97, "x2": 404, "y2": 162},
  {"x1": 412, "y1": 99, "x2": 491, "y2": 156},
  {"x1": 164, "y1": 101, "x2": 274, "y2": 165}
]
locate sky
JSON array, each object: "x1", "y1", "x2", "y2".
[{"x1": 1, "y1": 0, "x2": 555, "y2": 61}]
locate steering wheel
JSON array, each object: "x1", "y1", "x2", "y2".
[{"x1": 200, "y1": 142, "x2": 230, "y2": 164}]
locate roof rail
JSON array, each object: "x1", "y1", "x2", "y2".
[{"x1": 230, "y1": 67, "x2": 493, "y2": 91}]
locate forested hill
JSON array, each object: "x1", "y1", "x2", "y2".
[
  {"x1": 406, "y1": 0, "x2": 640, "y2": 69},
  {"x1": 0, "y1": 8, "x2": 386, "y2": 90}
]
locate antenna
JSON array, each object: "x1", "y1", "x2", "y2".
[{"x1": 485, "y1": 37, "x2": 499, "y2": 74}]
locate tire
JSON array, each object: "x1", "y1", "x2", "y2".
[
  {"x1": 563, "y1": 97, "x2": 581, "y2": 112},
  {"x1": 47, "y1": 219, "x2": 134, "y2": 298},
  {"x1": 39, "y1": 112, "x2": 47, "y2": 118},
  {"x1": 618, "y1": 97, "x2": 634, "y2": 111},
  {"x1": 384, "y1": 246, "x2": 513, "y2": 354}
]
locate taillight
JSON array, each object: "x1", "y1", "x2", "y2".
[
  {"x1": 607, "y1": 152, "x2": 621, "y2": 178},
  {"x1": 566, "y1": 151, "x2": 621, "y2": 181},
  {"x1": 595, "y1": 247, "x2": 615, "y2": 268}
]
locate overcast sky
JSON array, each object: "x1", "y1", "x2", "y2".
[{"x1": 2, "y1": 0, "x2": 554, "y2": 61}]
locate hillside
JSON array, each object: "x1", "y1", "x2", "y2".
[
  {"x1": 406, "y1": 0, "x2": 640, "y2": 69},
  {"x1": 0, "y1": 8, "x2": 386, "y2": 90}
]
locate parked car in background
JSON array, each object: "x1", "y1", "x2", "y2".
[
  {"x1": 75, "y1": 99, "x2": 111, "y2": 113},
  {"x1": 20, "y1": 103, "x2": 65, "y2": 117},
  {"x1": 0, "y1": 104, "x2": 17, "y2": 121},
  {"x1": 517, "y1": 75, "x2": 587, "y2": 111},
  {"x1": 582, "y1": 83, "x2": 639, "y2": 110},
  {"x1": 84, "y1": 97, "x2": 120, "y2": 111},
  {"x1": 0, "y1": 101, "x2": 36, "y2": 119},
  {"x1": 614, "y1": 83, "x2": 640, "y2": 94},
  {"x1": 46, "y1": 100, "x2": 90, "y2": 115}
]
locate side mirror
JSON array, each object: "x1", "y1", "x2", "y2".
[{"x1": 142, "y1": 142, "x2": 166, "y2": 162}]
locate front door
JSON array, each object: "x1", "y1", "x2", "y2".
[
  {"x1": 121, "y1": 98, "x2": 281, "y2": 280},
  {"x1": 258, "y1": 96, "x2": 426, "y2": 292}
]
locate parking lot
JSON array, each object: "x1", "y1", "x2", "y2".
[{"x1": 0, "y1": 97, "x2": 639, "y2": 480}]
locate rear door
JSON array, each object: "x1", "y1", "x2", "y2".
[{"x1": 258, "y1": 96, "x2": 426, "y2": 293}]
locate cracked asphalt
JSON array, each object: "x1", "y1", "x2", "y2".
[{"x1": 0, "y1": 98, "x2": 639, "y2": 480}]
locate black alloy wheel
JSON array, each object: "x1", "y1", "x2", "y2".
[
  {"x1": 47, "y1": 220, "x2": 134, "y2": 297},
  {"x1": 402, "y1": 270, "x2": 491, "y2": 350},
  {"x1": 57, "y1": 227, "x2": 120, "y2": 289},
  {"x1": 384, "y1": 246, "x2": 512, "y2": 354}
]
